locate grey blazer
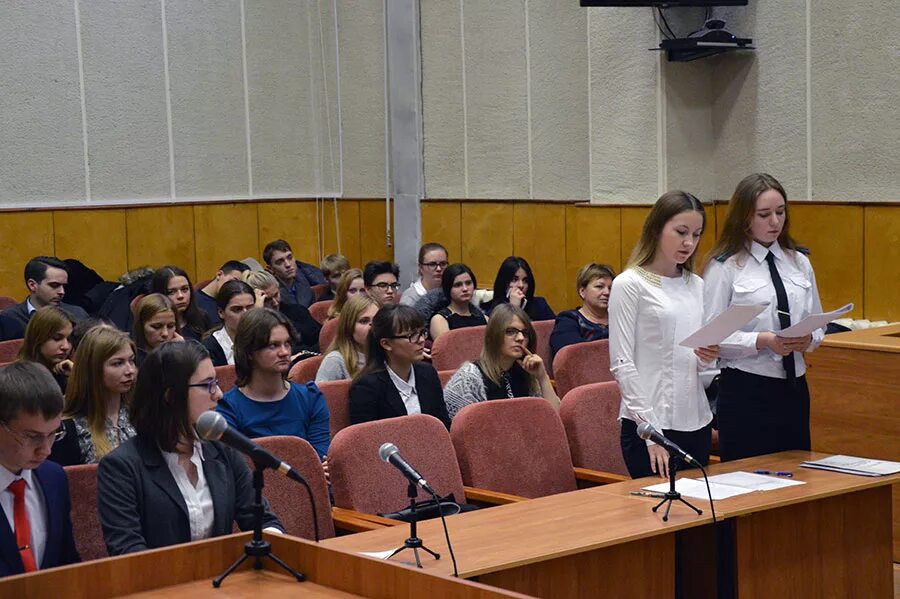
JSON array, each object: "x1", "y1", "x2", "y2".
[{"x1": 97, "y1": 436, "x2": 282, "y2": 556}]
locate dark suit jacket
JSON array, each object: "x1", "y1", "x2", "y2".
[
  {"x1": 201, "y1": 332, "x2": 229, "y2": 367},
  {"x1": 0, "y1": 461, "x2": 80, "y2": 577},
  {"x1": 0, "y1": 313, "x2": 25, "y2": 342},
  {"x1": 1, "y1": 300, "x2": 89, "y2": 333},
  {"x1": 349, "y1": 363, "x2": 450, "y2": 429},
  {"x1": 97, "y1": 436, "x2": 282, "y2": 556}
]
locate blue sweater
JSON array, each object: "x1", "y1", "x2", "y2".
[{"x1": 217, "y1": 382, "x2": 331, "y2": 459}]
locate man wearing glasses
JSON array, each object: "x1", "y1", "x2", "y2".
[
  {"x1": 400, "y1": 243, "x2": 449, "y2": 307},
  {"x1": 363, "y1": 261, "x2": 402, "y2": 306},
  {"x1": 0, "y1": 362, "x2": 80, "y2": 577}
]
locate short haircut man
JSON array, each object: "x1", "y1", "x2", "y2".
[
  {"x1": 261, "y1": 239, "x2": 325, "y2": 308},
  {"x1": 0, "y1": 257, "x2": 88, "y2": 339},
  {"x1": 197, "y1": 260, "x2": 252, "y2": 325},
  {"x1": 363, "y1": 261, "x2": 401, "y2": 306}
]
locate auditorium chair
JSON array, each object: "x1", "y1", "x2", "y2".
[
  {"x1": 0, "y1": 339, "x2": 23, "y2": 363},
  {"x1": 194, "y1": 279, "x2": 212, "y2": 291},
  {"x1": 552, "y1": 339, "x2": 614, "y2": 398},
  {"x1": 437, "y1": 369, "x2": 455, "y2": 388},
  {"x1": 308, "y1": 300, "x2": 333, "y2": 325},
  {"x1": 318, "y1": 318, "x2": 338, "y2": 353},
  {"x1": 0, "y1": 296, "x2": 16, "y2": 310},
  {"x1": 532, "y1": 320, "x2": 555, "y2": 378},
  {"x1": 288, "y1": 354, "x2": 325, "y2": 385},
  {"x1": 129, "y1": 293, "x2": 146, "y2": 317},
  {"x1": 64, "y1": 464, "x2": 107, "y2": 561},
  {"x1": 312, "y1": 283, "x2": 330, "y2": 301},
  {"x1": 214, "y1": 364, "x2": 237, "y2": 392},
  {"x1": 317, "y1": 379, "x2": 352, "y2": 437},
  {"x1": 430, "y1": 324, "x2": 486, "y2": 371},
  {"x1": 559, "y1": 381, "x2": 629, "y2": 477}
]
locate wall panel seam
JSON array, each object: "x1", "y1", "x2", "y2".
[
  {"x1": 239, "y1": 0, "x2": 253, "y2": 196},
  {"x1": 524, "y1": 0, "x2": 534, "y2": 199},
  {"x1": 160, "y1": 0, "x2": 176, "y2": 199},
  {"x1": 805, "y1": 0, "x2": 812, "y2": 200},
  {"x1": 73, "y1": 0, "x2": 91, "y2": 202},
  {"x1": 586, "y1": 8, "x2": 593, "y2": 202},
  {"x1": 459, "y1": 0, "x2": 469, "y2": 198}
]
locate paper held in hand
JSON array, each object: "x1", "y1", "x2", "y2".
[
  {"x1": 679, "y1": 303, "x2": 769, "y2": 349},
  {"x1": 774, "y1": 303, "x2": 854, "y2": 337}
]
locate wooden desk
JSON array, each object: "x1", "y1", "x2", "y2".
[
  {"x1": 0, "y1": 532, "x2": 531, "y2": 598},
  {"x1": 805, "y1": 324, "x2": 900, "y2": 558}
]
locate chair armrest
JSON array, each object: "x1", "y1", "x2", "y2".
[
  {"x1": 708, "y1": 454, "x2": 721, "y2": 464},
  {"x1": 463, "y1": 486, "x2": 528, "y2": 505},
  {"x1": 573, "y1": 467, "x2": 629, "y2": 485},
  {"x1": 331, "y1": 507, "x2": 402, "y2": 533}
]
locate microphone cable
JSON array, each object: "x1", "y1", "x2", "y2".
[
  {"x1": 697, "y1": 464, "x2": 717, "y2": 525},
  {"x1": 428, "y1": 490, "x2": 459, "y2": 577}
]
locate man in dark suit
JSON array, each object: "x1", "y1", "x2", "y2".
[
  {"x1": 0, "y1": 362, "x2": 80, "y2": 577},
  {"x1": 0, "y1": 256, "x2": 89, "y2": 341},
  {"x1": 262, "y1": 239, "x2": 326, "y2": 308}
]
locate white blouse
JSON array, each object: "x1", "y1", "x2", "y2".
[
  {"x1": 162, "y1": 442, "x2": 214, "y2": 542},
  {"x1": 608, "y1": 267, "x2": 713, "y2": 438},
  {"x1": 212, "y1": 328, "x2": 235, "y2": 365},
  {"x1": 703, "y1": 241, "x2": 825, "y2": 379}
]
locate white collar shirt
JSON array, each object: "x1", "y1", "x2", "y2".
[
  {"x1": 26, "y1": 299, "x2": 37, "y2": 315},
  {"x1": 212, "y1": 328, "x2": 235, "y2": 365},
  {"x1": 387, "y1": 364, "x2": 422, "y2": 416},
  {"x1": 161, "y1": 442, "x2": 214, "y2": 542},
  {"x1": 0, "y1": 465, "x2": 47, "y2": 568}
]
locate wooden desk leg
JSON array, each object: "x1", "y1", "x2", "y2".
[
  {"x1": 734, "y1": 487, "x2": 893, "y2": 599},
  {"x1": 478, "y1": 534, "x2": 674, "y2": 599}
]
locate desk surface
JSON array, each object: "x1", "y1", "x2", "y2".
[
  {"x1": 124, "y1": 570, "x2": 363, "y2": 598},
  {"x1": 821, "y1": 323, "x2": 900, "y2": 353}
]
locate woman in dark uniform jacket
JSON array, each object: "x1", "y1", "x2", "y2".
[{"x1": 481, "y1": 256, "x2": 555, "y2": 322}]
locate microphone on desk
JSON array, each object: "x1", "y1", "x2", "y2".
[
  {"x1": 637, "y1": 422, "x2": 698, "y2": 466},
  {"x1": 379, "y1": 442, "x2": 437, "y2": 496}
]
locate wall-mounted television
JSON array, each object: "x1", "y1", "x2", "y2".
[{"x1": 580, "y1": 1, "x2": 747, "y2": 6}]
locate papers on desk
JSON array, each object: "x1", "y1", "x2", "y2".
[
  {"x1": 679, "y1": 303, "x2": 769, "y2": 349},
  {"x1": 358, "y1": 549, "x2": 396, "y2": 560},
  {"x1": 705, "y1": 471, "x2": 805, "y2": 491},
  {"x1": 801, "y1": 455, "x2": 900, "y2": 477},
  {"x1": 775, "y1": 303, "x2": 854, "y2": 337},
  {"x1": 642, "y1": 471, "x2": 806, "y2": 500}
]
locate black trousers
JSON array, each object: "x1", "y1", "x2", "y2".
[
  {"x1": 620, "y1": 418, "x2": 712, "y2": 479},
  {"x1": 716, "y1": 367, "x2": 811, "y2": 462}
]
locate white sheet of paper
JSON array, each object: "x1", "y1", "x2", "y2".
[
  {"x1": 775, "y1": 303, "x2": 854, "y2": 337},
  {"x1": 359, "y1": 549, "x2": 396, "y2": 560},
  {"x1": 642, "y1": 478, "x2": 754, "y2": 501},
  {"x1": 801, "y1": 455, "x2": 900, "y2": 476},
  {"x1": 679, "y1": 303, "x2": 769, "y2": 349},
  {"x1": 704, "y1": 471, "x2": 805, "y2": 491}
]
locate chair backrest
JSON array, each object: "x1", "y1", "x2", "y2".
[
  {"x1": 451, "y1": 397, "x2": 577, "y2": 498},
  {"x1": 312, "y1": 283, "x2": 330, "y2": 301},
  {"x1": 194, "y1": 279, "x2": 213, "y2": 291},
  {"x1": 552, "y1": 339, "x2": 613, "y2": 398},
  {"x1": 63, "y1": 464, "x2": 107, "y2": 561},
  {"x1": 0, "y1": 296, "x2": 16, "y2": 310},
  {"x1": 318, "y1": 319, "x2": 338, "y2": 353},
  {"x1": 317, "y1": 379, "x2": 352, "y2": 437},
  {"x1": 129, "y1": 293, "x2": 146, "y2": 317},
  {"x1": 288, "y1": 354, "x2": 325, "y2": 385},
  {"x1": 308, "y1": 300, "x2": 333, "y2": 325},
  {"x1": 437, "y1": 369, "x2": 456, "y2": 388},
  {"x1": 329, "y1": 414, "x2": 467, "y2": 515},
  {"x1": 215, "y1": 364, "x2": 237, "y2": 392},
  {"x1": 0, "y1": 339, "x2": 23, "y2": 363},
  {"x1": 532, "y1": 319, "x2": 555, "y2": 378},
  {"x1": 252, "y1": 436, "x2": 335, "y2": 540},
  {"x1": 559, "y1": 381, "x2": 629, "y2": 476},
  {"x1": 430, "y1": 325, "x2": 486, "y2": 371}
]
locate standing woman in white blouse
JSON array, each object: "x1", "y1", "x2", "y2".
[
  {"x1": 703, "y1": 173, "x2": 824, "y2": 462},
  {"x1": 609, "y1": 191, "x2": 719, "y2": 479}
]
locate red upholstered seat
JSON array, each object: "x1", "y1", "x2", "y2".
[
  {"x1": 329, "y1": 414, "x2": 467, "y2": 515},
  {"x1": 129, "y1": 294, "x2": 146, "y2": 317},
  {"x1": 288, "y1": 354, "x2": 325, "y2": 385},
  {"x1": 318, "y1": 319, "x2": 338, "y2": 353},
  {"x1": 312, "y1": 284, "x2": 330, "y2": 301},
  {"x1": 0, "y1": 296, "x2": 16, "y2": 310},
  {"x1": 215, "y1": 364, "x2": 237, "y2": 393},
  {"x1": 552, "y1": 339, "x2": 613, "y2": 398},
  {"x1": 308, "y1": 300, "x2": 333, "y2": 325},
  {"x1": 64, "y1": 464, "x2": 107, "y2": 561},
  {"x1": 450, "y1": 397, "x2": 577, "y2": 498},
  {"x1": 430, "y1": 325, "x2": 486, "y2": 372},
  {"x1": 0, "y1": 339, "x2": 23, "y2": 363},
  {"x1": 559, "y1": 381, "x2": 629, "y2": 477},
  {"x1": 532, "y1": 319, "x2": 555, "y2": 378},
  {"x1": 437, "y1": 369, "x2": 455, "y2": 388},
  {"x1": 252, "y1": 436, "x2": 335, "y2": 540},
  {"x1": 317, "y1": 379, "x2": 352, "y2": 438}
]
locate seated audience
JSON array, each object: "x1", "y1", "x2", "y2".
[
  {"x1": 263, "y1": 239, "x2": 325, "y2": 308},
  {"x1": 1, "y1": 256, "x2": 88, "y2": 340},
  {"x1": 195, "y1": 260, "x2": 251, "y2": 325},
  {"x1": 0, "y1": 362, "x2": 80, "y2": 576},
  {"x1": 16, "y1": 306, "x2": 75, "y2": 393},
  {"x1": 363, "y1": 261, "x2": 401, "y2": 306},
  {"x1": 0, "y1": 312, "x2": 25, "y2": 342},
  {"x1": 319, "y1": 254, "x2": 350, "y2": 302},
  {"x1": 242, "y1": 271, "x2": 320, "y2": 353},
  {"x1": 132, "y1": 294, "x2": 182, "y2": 367},
  {"x1": 444, "y1": 304, "x2": 559, "y2": 420},
  {"x1": 202, "y1": 280, "x2": 256, "y2": 367},
  {"x1": 151, "y1": 266, "x2": 210, "y2": 341},
  {"x1": 348, "y1": 304, "x2": 450, "y2": 428},
  {"x1": 216, "y1": 308, "x2": 330, "y2": 459},
  {"x1": 316, "y1": 295, "x2": 379, "y2": 383},
  {"x1": 549, "y1": 263, "x2": 615, "y2": 360},
  {"x1": 429, "y1": 263, "x2": 488, "y2": 342},
  {"x1": 98, "y1": 341, "x2": 282, "y2": 556},
  {"x1": 481, "y1": 256, "x2": 555, "y2": 321},
  {"x1": 400, "y1": 243, "x2": 448, "y2": 306},
  {"x1": 49, "y1": 327, "x2": 137, "y2": 466},
  {"x1": 326, "y1": 268, "x2": 366, "y2": 320}
]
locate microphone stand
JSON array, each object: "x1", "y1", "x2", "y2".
[
  {"x1": 387, "y1": 482, "x2": 441, "y2": 567},
  {"x1": 213, "y1": 465, "x2": 305, "y2": 587},
  {"x1": 651, "y1": 456, "x2": 703, "y2": 522}
]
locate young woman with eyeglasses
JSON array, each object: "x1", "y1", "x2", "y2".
[
  {"x1": 348, "y1": 304, "x2": 450, "y2": 428},
  {"x1": 443, "y1": 304, "x2": 559, "y2": 421},
  {"x1": 363, "y1": 261, "x2": 401, "y2": 306},
  {"x1": 400, "y1": 243, "x2": 448, "y2": 307}
]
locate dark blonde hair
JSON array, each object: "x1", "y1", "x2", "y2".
[
  {"x1": 320, "y1": 254, "x2": 350, "y2": 277},
  {"x1": 479, "y1": 303, "x2": 538, "y2": 393},
  {"x1": 627, "y1": 191, "x2": 706, "y2": 273},
  {"x1": 328, "y1": 268, "x2": 364, "y2": 319},
  {"x1": 575, "y1": 263, "x2": 616, "y2": 291},
  {"x1": 132, "y1": 293, "x2": 180, "y2": 351},
  {"x1": 328, "y1": 294, "x2": 379, "y2": 378},
  {"x1": 18, "y1": 306, "x2": 75, "y2": 367}
]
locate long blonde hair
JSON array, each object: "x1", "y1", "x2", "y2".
[
  {"x1": 327, "y1": 268, "x2": 364, "y2": 319},
  {"x1": 627, "y1": 191, "x2": 706, "y2": 273},
  {"x1": 478, "y1": 304, "x2": 538, "y2": 394},
  {"x1": 329, "y1": 294, "x2": 378, "y2": 379},
  {"x1": 18, "y1": 306, "x2": 74, "y2": 367}
]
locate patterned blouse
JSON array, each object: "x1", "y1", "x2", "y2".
[{"x1": 73, "y1": 406, "x2": 136, "y2": 464}]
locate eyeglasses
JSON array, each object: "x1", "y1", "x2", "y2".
[
  {"x1": 504, "y1": 327, "x2": 528, "y2": 339},
  {"x1": 370, "y1": 282, "x2": 401, "y2": 291},
  {"x1": 1, "y1": 422, "x2": 66, "y2": 447},
  {"x1": 389, "y1": 328, "x2": 428, "y2": 344},
  {"x1": 187, "y1": 379, "x2": 221, "y2": 395},
  {"x1": 420, "y1": 261, "x2": 449, "y2": 270}
]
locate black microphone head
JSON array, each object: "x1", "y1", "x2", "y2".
[
  {"x1": 636, "y1": 422, "x2": 653, "y2": 441},
  {"x1": 378, "y1": 442, "x2": 398, "y2": 462},
  {"x1": 196, "y1": 411, "x2": 227, "y2": 441}
]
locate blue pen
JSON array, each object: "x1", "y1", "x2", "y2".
[{"x1": 754, "y1": 470, "x2": 793, "y2": 477}]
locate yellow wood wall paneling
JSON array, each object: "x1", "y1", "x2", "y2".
[
  {"x1": 321, "y1": 200, "x2": 361, "y2": 269},
  {"x1": 0, "y1": 211, "x2": 55, "y2": 300},
  {"x1": 54, "y1": 209, "x2": 128, "y2": 284},
  {"x1": 619, "y1": 206, "x2": 651, "y2": 268},
  {"x1": 357, "y1": 200, "x2": 394, "y2": 267},
  {"x1": 256, "y1": 201, "x2": 319, "y2": 266},
  {"x1": 422, "y1": 202, "x2": 462, "y2": 262},
  {"x1": 715, "y1": 202, "x2": 729, "y2": 237},
  {"x1": 864, "y1": 207, "x2": 900, "y2": 322},
  {"x1": 564, "y1": 206, "x2": 622, "y2": 309},
  {"x1": 696, "y1": 204, "x2": 718, "y2": 268},
  {"x1": 125, "y1": 206, "x2": 197, "y2": 281},
  {"x1": 513, "y1": 204, "x2": 568, "y2": 313},
  {"x1": 789, "y1": 205, "x2": 864, "y2": 318},
  {"x1": 460, "y1": 202, "x2": 514, "y2": 290},
  {"x1": 193, "y1": 203, "x2": 260, "y2": 281}
]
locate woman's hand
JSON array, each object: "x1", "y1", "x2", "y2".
[
  {"x1": 321, "y1": 456, "x2": 330, "y2": 485},
  {"x1": 783, "y1": 334, "x2": 812, "y2": 353},
  {"x1": 53, "y1": 359, "x2": 74, "y2": 376},
  {"x1": 517, "y1": 350, "x2": 547, "y2": 380},
  {"x1": 694, "y1": 345, "x2": 720, "y2": 363},
  {"x1": 254, "y1": 288, "x2": 267, "y2": 308},
  {"x1": 507, "y1": 286, "x2": 526, "y2": 308},
  {"x1": 757, "y1": 332, "x2": 793, "y2": 356},
  {"x1": 647, "y1": 443, "x2": 670, "y2": 479}
]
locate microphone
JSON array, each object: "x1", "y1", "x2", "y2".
[
  {"x1": 636, "y1": 422, "x2": 698, "y2": 466},
  {"x1": 378, "y1": 442, "x2": 436, "y2": 496}
]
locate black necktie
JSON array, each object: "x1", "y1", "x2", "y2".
[{"x1": 765, "y1": 251, "x2": 796, "y2": 383}]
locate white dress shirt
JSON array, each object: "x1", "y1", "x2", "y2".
[
  {"x1": 0, "y1": 465, "x2": 47, "y2": 568},
  {"x1": 212, "y1": 328, "x2": 235, "y2": 365},
  {"x1": 386, "y1": 364, "x2": 422, "y2": 415},
  {"x1": 608, "y1": 267, "x2": 713, "y2": 440},
  {"x1": 161, "y1": 442, "x2": 214, "y2": 542},
  {"x1": 703, "y1": 241, "x2": 825, "y2": 379}
]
